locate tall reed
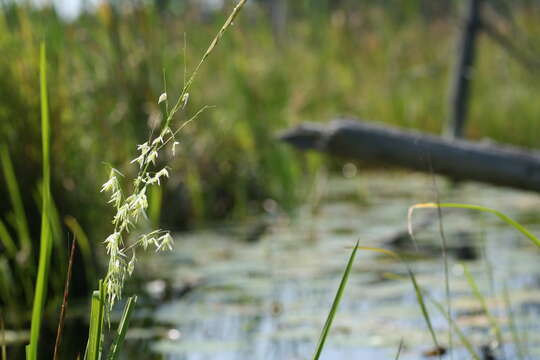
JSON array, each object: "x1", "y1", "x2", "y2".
[{"x1": 27, "y1": 42, "x2": 52, "y2": 360}]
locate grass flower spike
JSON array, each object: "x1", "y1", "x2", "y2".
[{"x1": 97, "y1": 0, "x2": 248, "y2": 312}]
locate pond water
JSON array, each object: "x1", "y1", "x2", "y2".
[{"x1": 131, "y1": 171, "x2": 540, "y2": 360}]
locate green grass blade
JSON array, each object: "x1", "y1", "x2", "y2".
[
  {"x1": 107, "y1": 296, "x2": 137, "y2": 360},
  {"x1": 1, "y1": 314, "x2": 7, "y2": 360},
  {"x1": 405, "y1": 267, "x2": 439, "y2": 350},
  {"x1": 0, "y1": 257, "x2": 15, "y2": 308},
  {"x1": 410, "y1": 203, "x2": 540, "y2": 248},
  {"x1": 429, "y1": 296, "x2": 481, "y2": 360},
  {"x1": 148, "y1": 185, "x2": 162, "y2": 228},
  {"x1": 355, "y1": 246, "x2": 441, "y2": 351},
  {"x1": 312, "y1": 241, "x2": 359, "y2": 360},
  {"x1": 462, "y1": 264, "x2": 504, "y2": 349},
  {"x1": 503, "y1": 282, "x2": 526, "y2": 360},
  {"x1": 27, "y1": 42, "x2": 53, "y2": 360},
  {"x1": 411, "y1": 202, "x2": 540, "y2": 357},
  {"x1": 85, "y1": 281, "x2": 105, "y2": 360},
  {"x1": 32, "y1": 187, "x2": 66, "y2": 286},
  {"x1": 0, "y1": 219, "x2": 17, "y2": 257},
  {"x1": 53, "y1": 240, "x2": 76, "y2": 360},
  {"x1": 0, "y1": 145, "x2": 31, "y2": 253},
  {"x1": 164, "y1": 0, "x2": 248, "y2": 128},
  {"x1": 47, "y1": 195, "x2": 66, "y2": 269},
  {"x1": 0, "y1": 218, "x2": 35, "y2": 305},
  {"x1": 394, "y1": 339, "x2": 404, "y2": 360},
  {"x1": 64, "y1": 216, "x2": 95, "y2": 283}
]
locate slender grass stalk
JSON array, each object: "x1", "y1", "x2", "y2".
[
  {"x1": 27, "y1": 42, "x2": 53, "y2": 360},
  {"x1": 312, "y1": 241, "x2": 359, "y2": 360},
  {"x1": 107, "y1": 296, "x2": 137, "y2": 360},
  {"x1": 164, "y1": 0, "x2": 248, "y2": 129},
  {"x1": 148, "y1": 185, "x2": 162, "y2": 228},
  {"x1": 32, "y1": 188, "x2": 67, "y2": 291},
  {"x1": 0, "y1": 177, "x2": 33, "y2": 304},
  {"x1": 407, "y1": 267, "x2": 441, "y2": 352},
  {"x1": 47, "y1": 196, "x2": 67, "y2": 271},
  {"x1": 64, "y1": 216, "x2": 95, "y2": 283},
  {"x1": 429, "y1": 297, "x2": 481, "y2": 360},
  {"x1": 394, "y1": 339, "x2": 404, "y2": 360},
  {"x1": 1, "y1": 314, "x2": 6, "y2": 360},
  {"x1": 0, "y1": 145, "x2": 31, "y2": 254},
  {"x1": 503, "y1": 282, "x2": 526, "y2": 360},
  {"x1": 85, "y1": 281, "x2": 105, "y2": 360},
  {"x1": 409, "y1": 202, "x2": 540, "y2": 358},
  {"x1": 409, "y1": 203, "x2": 540, "y2": 248},
  {"x1": 428, "y1": 174, "x2": 453, "y2": 358},
  {"x1": 480, "y1": 240, "x2": 509, "y2": 359},
  {"x1": 356, "y1": 246, "x2": 440, "y2": 351},
  {"x1": 0, "y1": 219, "x2": 17, "y2": 257},
  {"x1": 462, "y1": 265, "x2": 504, "y2": 351},
  {"x1": 0, "y1": 257, "x2": 14, "y2": 308},
  {"x1": 53, "y1": 240, "x2": 77, "y2": 360}
]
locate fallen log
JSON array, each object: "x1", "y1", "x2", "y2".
[{"x1": 279, "y1": 118, "x2": 540, "y2": 192}]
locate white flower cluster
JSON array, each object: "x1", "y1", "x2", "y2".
[{"x1": 100, "y1": 127, "x2": 178, "y2": 308}]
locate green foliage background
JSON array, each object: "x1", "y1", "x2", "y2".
[{"x1": 1, "y1": 0, "x2": 540, "y2": 306}]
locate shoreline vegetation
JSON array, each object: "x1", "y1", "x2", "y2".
[
  {"x1": 1, "y1": 1, "x2": 540, "y2": 358},
  {"x1": 2, "y1": 1, "x2": 540, "y2": 237}
]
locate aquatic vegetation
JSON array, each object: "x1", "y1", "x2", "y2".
[{"x1": 3, "y1": 1, "x2": 540, "y2": 251}]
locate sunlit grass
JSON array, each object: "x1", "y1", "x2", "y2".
[
  {"x1": 0, "y1": 145, "x2": 32, "y2": 257},
  {"x1": 85, "y1": 281, "x2": 105, "y2": 360},
  {"x1": 463, "y1": 264, "x2": 504, "y2": 350},
  {"x1": 312, "y1": 241, "x2": 359, "y2": 360},
  {"x1": 409, "y1": 202, "x2": 540, "y2": 248}
]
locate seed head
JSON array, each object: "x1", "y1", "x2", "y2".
[{"x1": 158, "y1": 92, "x2": 167, "y2": 104}]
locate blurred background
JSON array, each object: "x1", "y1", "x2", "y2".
[{"x1": 2, "y1": 0, "x2": 540, "y2": 358}]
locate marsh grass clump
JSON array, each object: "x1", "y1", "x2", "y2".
[{"x1": 3, "y1": 1, "x2": 540, "y2": 257}]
